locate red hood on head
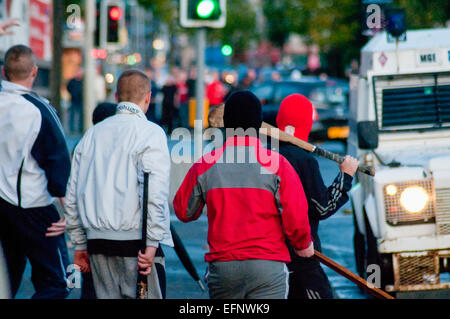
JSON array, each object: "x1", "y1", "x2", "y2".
[{"x1": 276, "y1": 94, "x2": 314, "y2": 142}]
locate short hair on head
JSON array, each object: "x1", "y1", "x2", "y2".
[
  {"x1": 3, "y1": 45, "x2": 36, "y2": 81},
  {"x1": 116, "y1": 69, "x2": 151, "y2": 104}
]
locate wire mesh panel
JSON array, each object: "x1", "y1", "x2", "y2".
[
  {"x1": 393, "y1": 252, "x2": 439, "y2": 288},
  {"x1": 435, "y1": 188, "x2": 450, "y2": 235}
]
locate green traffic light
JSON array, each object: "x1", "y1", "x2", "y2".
[
  {"x1": 197, "y1": 0, "x2": 215, "y2": 18},
  {"x1": 127, "y1": 55, "x2": 137, "y2": 65},
  {"x1": 221, "y1": 44, "x2": 232, "y2": 56}
]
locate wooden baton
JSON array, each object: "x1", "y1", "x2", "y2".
[
  {"x1": 314, "y1": 250, "x2": 395, "y2": 299},
  {"x1": 136, "y1": 172, "x2": 149, "y2": 299},
  {"x1": 260, "y1": 122, "x2": 375, "y2": 176}
]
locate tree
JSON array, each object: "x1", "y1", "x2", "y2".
[
  {"x1": 262, "y1": 0, "x2": 300, "y2": 47},
  {"x1": 137, "y1": 0, "x2": 179, "y2": 30},
  {"x1": 262, "y1": 0, "x2": 363, "y2": 76},
  {"x1": 262, "y1": 0, "x2": 450, "y2": 76},
  {"x1": 397, "y1": 0, "x2": 450, "y2": 28},
  {"x1": 138, "y1": 0, "x2": 258, "y2": 62},
  {"x1": 209, "y1": 0, "x2": 259, "y2": 54}
]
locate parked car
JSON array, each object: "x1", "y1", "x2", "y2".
[
  {"x1": 250, "y1": 77, "x2": 350, "y2": 143},
  {"x1": 250, "y1": 77, "x2": 326, "y2": 126},
  {"x1": 309, "y1": 79, "x2": 350, "y2": 142}
]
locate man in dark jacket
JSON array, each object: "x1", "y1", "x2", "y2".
[
  {"x1": 67, "y1": 70, "x2": 84, "y2": 134},
  {"x1": 0, "y1": 45, "x2": 71, "y2": 299},
  {"x1": 276, "y1": 94, "x2": 359, "y2": 299}
]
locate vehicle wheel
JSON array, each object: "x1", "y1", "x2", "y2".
[
  {"x1": 363, "y1": 211, "x2": 393, "y2": 290},
  {"x1": 351, "y1": 201, "x2": 366, "y2": 279}
]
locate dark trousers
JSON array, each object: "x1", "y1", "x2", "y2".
[
  {"x1": 81, "y1": 272, "x2": 97, "y2": 299},
  {"x1": 0, "y1": 197, "x2": 70, "y2": 299},
  {"x1": 287, "y1": 258, "x2": 334, "y2": 299}
]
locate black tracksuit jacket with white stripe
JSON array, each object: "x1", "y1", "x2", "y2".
[
  {"x1": 0, "y1": 80, "x2": 71, "y2": 208},
  {"x1": 278, "y1": 142, "x2": 353, "y2": 264}
]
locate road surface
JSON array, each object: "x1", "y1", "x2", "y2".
[{"x1": 8, "y1": 135, "x2": 369, "y2": 299}]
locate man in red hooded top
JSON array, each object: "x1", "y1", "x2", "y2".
[{"x1": 276, "y1": 93, "x2": 360, "y2": 299}]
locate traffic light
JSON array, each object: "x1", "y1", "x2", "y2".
[
  {"x1": 100, "y1": 0, "x2": 126, "y2": 50},
  {"x1": 106, "y1": 5, "x2": 122, "y2": 43},
  {"x1": 191, "y1": 0, "x2": 221, "y2": 20},
  {"x1": 180, "y1": 0, "x2": 226, "y2": 28},
  {"x1": 221, "y1": 44, "x2": 232, "y2": 56},
  {"x1": 386, "y1": 8, "x2": 406, "y2": 38}
]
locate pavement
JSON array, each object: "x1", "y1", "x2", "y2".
[{"x1": 8, "y1": 132, "x2": 367, "y2": 299}]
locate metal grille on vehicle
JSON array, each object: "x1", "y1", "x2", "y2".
[
  {"x1": 384, "y1": 179, "x2": 435, "y2": 225},
  {"x1": 394, "y1": 252, "x2": 439, "y2": 287},
  {"x1": 435, "y1": 188, "x2": 450, "y2": 235},
  {"x1": 387, "y1": 251, "x2": 450, "y2": 292},
  {"x1": 374, "y1": 72, "x2": 450, "y2": 131}
]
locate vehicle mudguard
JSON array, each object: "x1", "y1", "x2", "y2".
[
  {"x1": 364, "y1": 194, "x2": 380, "y2": 238},
  {"x1": 350, "y1": 183, "x2": 366, "y2": 235}
]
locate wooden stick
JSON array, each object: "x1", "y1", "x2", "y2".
[
  {"x1": 314, "y1": 250, "x2": 395, "y2": 299},
  {"x1": 136, "y1": 172, "x2": 149, "y2": 299},
  {"x1": 259, "y1": 122, "x2": 375, "y2": 176}
]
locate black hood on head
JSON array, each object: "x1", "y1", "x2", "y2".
[{"x1": 223, "y1": 90, "x2": 262, "y2": 131}]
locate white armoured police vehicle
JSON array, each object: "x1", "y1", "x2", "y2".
[{"x1": 348, "y1": 28, "x2": 450, "y2": 295}]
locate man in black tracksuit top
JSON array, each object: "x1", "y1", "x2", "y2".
[
  {"x1": 0, "y1": 45, "x2": 71, "y2": 298},
  {"x1": 276, "y1": 94, "x2": 359, "y2": 299}
]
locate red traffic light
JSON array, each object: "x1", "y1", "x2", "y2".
[{"x1": 109, "y1": 7, "x2": 123, "y2": 21}]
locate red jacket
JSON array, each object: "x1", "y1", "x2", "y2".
[
  {"x1": 173, "y1": 136, "x2": 311, "y2": 263},
  {"x1": 206, "y1": 81, "x2": 225, "y2": 106}
]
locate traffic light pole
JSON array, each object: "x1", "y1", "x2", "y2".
[
  {"x1": 194, "y1": 27, "x2": 206, "y2": 160},
  {"x1": 83, "y1": 0, "x2": 97, "y2": 133},
  {"x1": 50, "y1": 0, "x2": 63, "y2": 116}
]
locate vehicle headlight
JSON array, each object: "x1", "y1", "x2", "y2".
[
  {"x1": 399, "y1": 186, "x2": 429, "y2": 214},
  {"x1": 384, "y1": 179, "x2": 435, "y2": 225}
]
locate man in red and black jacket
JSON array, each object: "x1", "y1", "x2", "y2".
[
  {"x1": 174, "y1": 91, "x2": 313, "y2": 299},
  {"x1": 276, "y1": 94, "x2": 359, "y2": 299}
]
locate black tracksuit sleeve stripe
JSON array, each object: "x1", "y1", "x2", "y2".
[
  {"x1": 307, "y1": 157, "x2": 353, "y2": 220},
  {"x1": 23, "y1": 94, "x2": 71, "y2": 197}
]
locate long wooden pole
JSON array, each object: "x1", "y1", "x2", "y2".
[
  {"x1": 260, "y1": 122, "x2": 375, "y2": 176},
  {"x1": 314, "y1": 250, "x2": 395, "y2": 299}
]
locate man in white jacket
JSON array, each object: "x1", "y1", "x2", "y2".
[{"x1": 65, "y1": 69, "x2": 173, "y2": 299}]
